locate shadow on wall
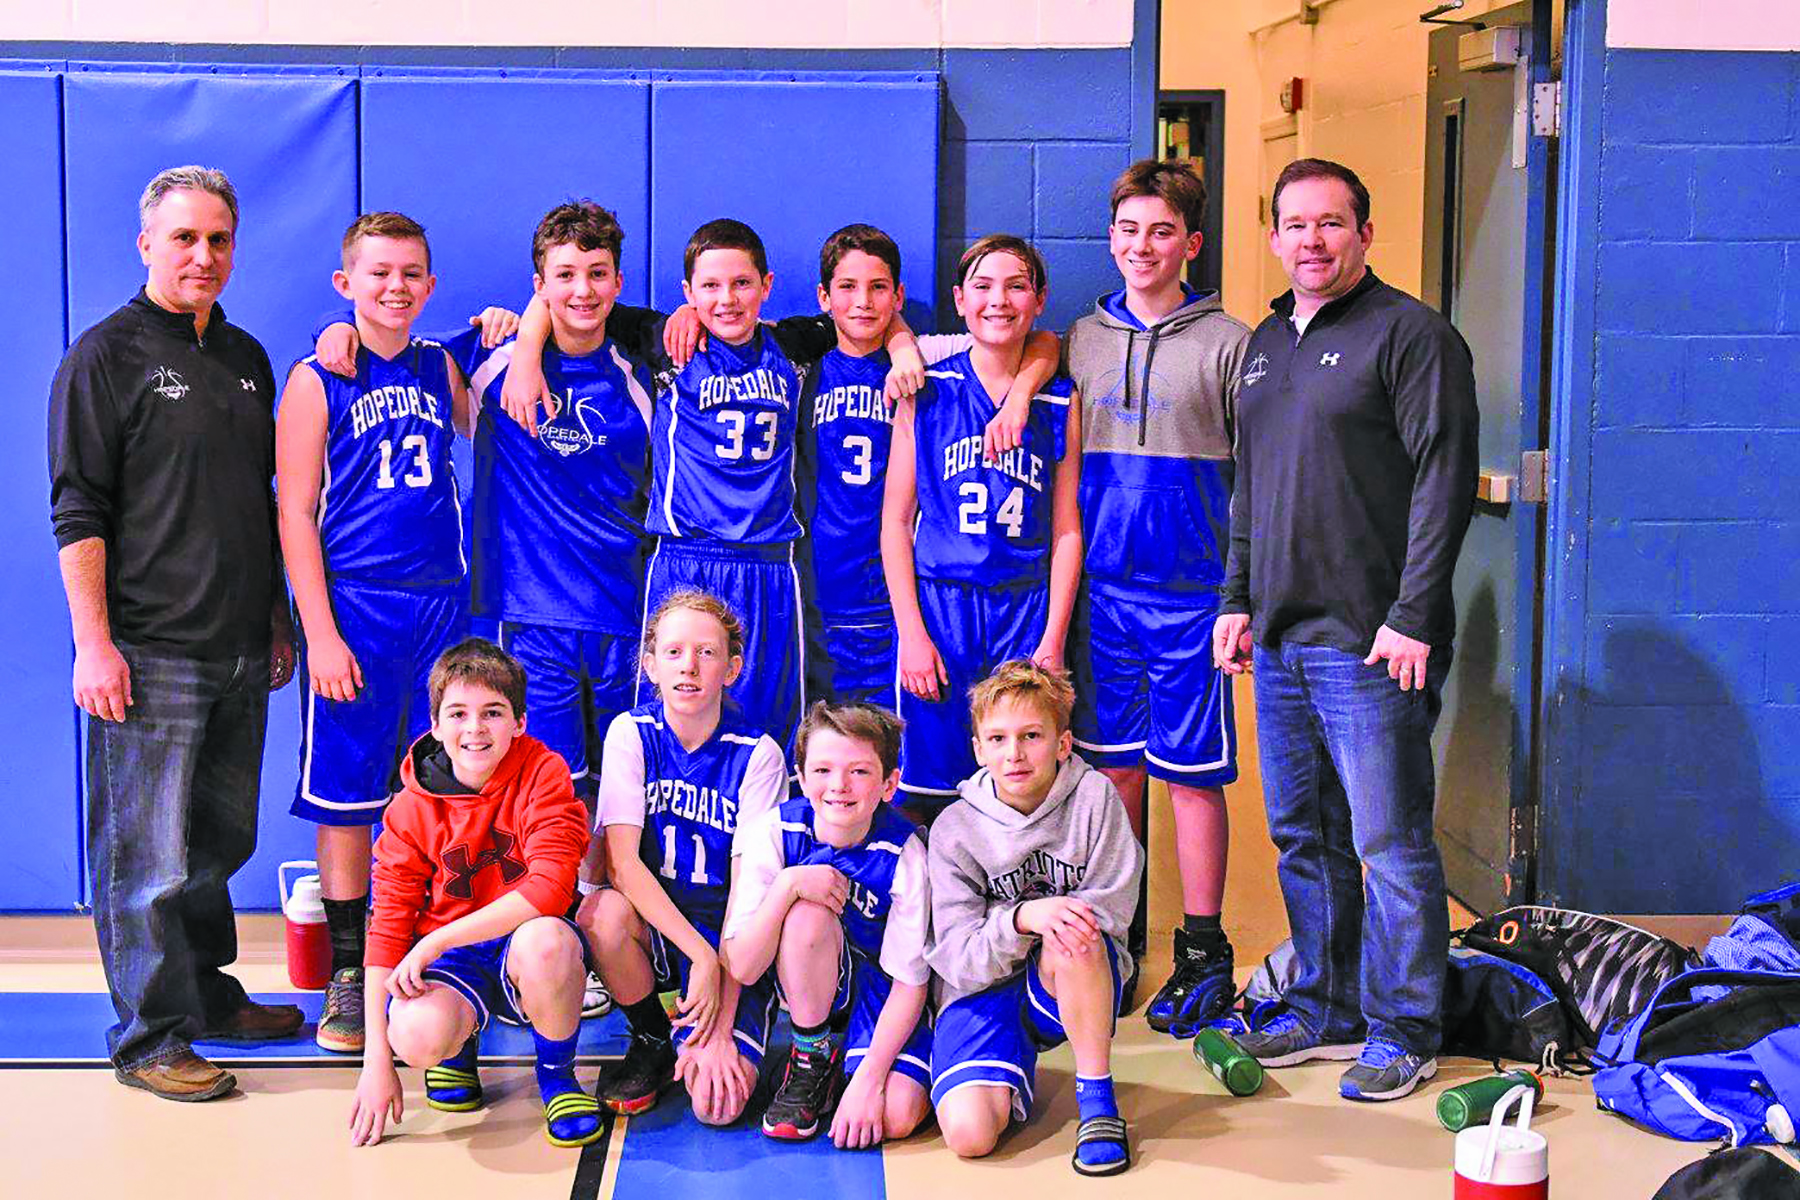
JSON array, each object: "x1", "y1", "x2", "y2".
[{"x1": 1557, "y1": 622, "x2": 1779, "y2": 914}]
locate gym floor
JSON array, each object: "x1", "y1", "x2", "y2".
[{"x1": 0, "y1": 678, "x2": 1761, "y2": 1198}]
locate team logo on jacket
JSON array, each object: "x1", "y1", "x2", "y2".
[
  {"x1": 1241, "y1": 353, "x2": 1269, "y2": 388},
  {"x1": 540, "y1": 390, "x2": 606, "y2": 458},
  {"x1": 150, "y1": 367, "x2": 190, "y2": 401}
]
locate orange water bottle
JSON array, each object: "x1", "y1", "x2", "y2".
[{"x1": 280, "y1": 861, "x2": 331, "y2": 990}]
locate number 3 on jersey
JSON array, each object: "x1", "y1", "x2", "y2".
[
  {"x1": 659, "y1": 826, "x2": 710, "y2": 886},
  {"x1": 957, "y1": 480, "x2": 1025, "y2": 538},
  {"x1": 715, "y1": 409, "x2": 779, "y2": 461}
]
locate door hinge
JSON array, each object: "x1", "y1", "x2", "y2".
[
  {"x1": 1519, "y1": 449, "x2": 1549, "y2": 503},
  {"x1": 1531, "y1": 81, "x2": 1561, "y2": 138}
]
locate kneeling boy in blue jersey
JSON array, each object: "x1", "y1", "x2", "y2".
[
  {"x1": 927, "y1": 660, "x2": 1144, "y2": 1176},
  {"x1": 723, "y1": 701, "x2": 932, "y2": 1145},
  {"x1": 350, "y1": 638, "x2": 597, "y2": 1148}
]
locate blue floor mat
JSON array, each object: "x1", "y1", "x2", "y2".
[{"x1": 0, "y1": 991, "x2": 630, "y2": 1065}]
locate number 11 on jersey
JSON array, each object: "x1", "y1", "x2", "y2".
[{"x1": 659, "y1": 826, "x2": 710, "y2": 886}]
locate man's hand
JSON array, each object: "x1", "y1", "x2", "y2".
[
  {"x1": 269, "y1": 628, "x2": 296, "y2": 692},
  {"x1": 1029, "y1": 632, "x2": 1065, "y2": 675},
  {"x1": 73, "y1": 640, "x2": 132, "y2": 723},
  {"x1": 676, "y1": 1035, "x2": 756, "y2": 1124},
  {"x1": 1015, "y1": 896, "x2": 1103, "y2": 957},
  {"x1": 1364, "y1": 624, "x2": 1432, "y2": 692},
  {"x1": 307, "y1": 629, "x2": 364, "y2": 703},
  {"x1": 672, "y1": 945, "x2": 722, "y2": 1034},
  {"x1": 471, "y1": 306, "x2": 520, "y2": 347},
  {"x1": 349, "y1": 1062, "x2": 404, "y2": 1146},
  {"x1": 783, "y1": 864, "x2": 848, "y2": 914},
  {"x1": 897, "y1": 630, "x2": 949, "y2": 701},
  {"x1": 317, "y1": 323, "x2": 359, "y2": 378},
  {"x1": 387, "y1": 935, "x2": 443, "y2": 1000},
  {"x1": 662, "y1": 305, "x2": 706, "y2": 368},
  {"x1": 831, "y1": 1068, "x2": 887, "y2": 1149},
  {"x1": 1212, "y1": 613, "x2": 1253, "y2": 675}
]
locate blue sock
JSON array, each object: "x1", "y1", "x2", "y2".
[
  {"x1": 424, "y1": 1035, "x2": 483, "y2": 1111},
  {"x1": 1073, "y1": 1074, "x2": 1126, "y2": 1170},
  {"x1": 532, "y1": 1026, "x2": 601, "y2": 1147},
  {"x1": 532, "y1": 1027, "x2": 582, "y2": 1104}
]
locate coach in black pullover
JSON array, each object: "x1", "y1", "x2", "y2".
[
  {"x1": 1215, "y1": 159, "x2": 1476, "y2": 1101},
  {"x1": 47, "y1": 167, "x2": 299, "y2": 1103}
]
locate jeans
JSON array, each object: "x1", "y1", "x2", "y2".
[
  {"x1": 1253, "y1": 640, "x2": 1451, "y2": 1057},
  {"x1": 87, "y1": 642, "x2": 270, "y2": 1070}
]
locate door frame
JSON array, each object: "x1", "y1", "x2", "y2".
[{"x1": 1155, "y1": 89, "x2": 1227, "y2": 295}]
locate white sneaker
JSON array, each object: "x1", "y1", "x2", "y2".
[{"x1": 582, "y1": 971, "x2": 614, "y2": 1019}]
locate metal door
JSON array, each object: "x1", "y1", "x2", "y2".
[{"x1": 1422, "y1": 1, "x2": 1557, "y2": 913}]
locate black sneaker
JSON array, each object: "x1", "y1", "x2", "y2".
[
  {"x1": 597, "y1": 1034, "x2": 676, "y2": 1116},
  {"x1": 1145, "y1": 929, "x2": 1235, "y2": 1037},
  {"x1": 761, "y1": 1041, "x2": 844, "y2": 1140}
]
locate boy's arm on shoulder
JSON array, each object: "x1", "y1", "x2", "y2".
[
  {"x1": 923, "y1": 820, "x2": 1034, "y2": 993},
  {"x1": 770, "y1": 313, "x2": 837, "y2": 365},
  {"x1": 608, "y1": 304, "x2": 671, "y2": 368}
]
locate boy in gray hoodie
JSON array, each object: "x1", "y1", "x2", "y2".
[{"x1": 925, "y1": 660, "x2": 1145, "y2": 1176}]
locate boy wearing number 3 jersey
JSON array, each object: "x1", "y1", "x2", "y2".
[
  {"x1": 881, "y1": 235, "x2": 1082, "y2": 813},
  {"x1": 276, "y1": 212, "x2": 473, "y2": 1053}
]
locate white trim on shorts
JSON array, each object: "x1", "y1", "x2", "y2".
[{"x1": 1146, "y1": 673, "x2": 1235, "y2": 775}]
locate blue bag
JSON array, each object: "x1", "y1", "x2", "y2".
[{"x1": 1592, "y1": 967, "x2": 1800, "y2": 1147}]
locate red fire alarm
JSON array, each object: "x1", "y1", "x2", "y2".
[{"x1": 1280, "y1": 77, "x2": 1305, "y2": 113}]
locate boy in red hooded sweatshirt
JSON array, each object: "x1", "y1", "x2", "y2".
[{"x1": 348, "y1": 637, "x2": 598, "y2": 1148}]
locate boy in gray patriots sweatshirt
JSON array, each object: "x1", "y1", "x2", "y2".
[{"x1": 925, "y1": 660, "x2": 1145, "y2": 1177}]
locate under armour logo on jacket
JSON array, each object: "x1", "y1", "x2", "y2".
[
  {"x1": 1320, "y1": 352, "x2": 1342, "y2": 367},
  {"x1": 441, "y1": 832, "x2": 526, "y2": 899}
]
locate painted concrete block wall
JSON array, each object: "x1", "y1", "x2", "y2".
[
  {"x1": 1572, "y1": 47, "x2": 1800, "y2": 910},
  {"x1": 0, "y1": 0, "x2": 1134, "y2": 47}
]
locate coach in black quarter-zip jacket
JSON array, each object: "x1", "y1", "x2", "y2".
[
  {"x1": 47, "y1": 166, "x2": 302, "y2": 1104},
  {"x1": 1215, "y1": 158, "x2": 1477, "y2": 1104}
]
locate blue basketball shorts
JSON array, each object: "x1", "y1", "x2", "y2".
[
  {"x1": 417, "y1": 915, "x2": 593, "y2": 1032},
  {"x1": 775, "y1": 939, "x2": 932, "y2": 1089},
  {"x1": 647, "y1": 922, "x2": 779, "y2": 1066},
  {"x1": 929, "y1": 938, "x2": 1125, "y2": 1121},
  {"x1": 497, "y1": 622, "x2": 636, "y2": 788},
  {"x1": 293, "y1": 579, "x2": 468, "y2": 825},
  {"x1": 897, "y1": 579, "x2": 1048, "y2": 803},
  {"x1": 1070, "y1": 585, "x2": 1238, "y2": 787},
  {"x1": 641, "y1": 538, "x2": 806, "y2": 753},
  {"x1": 825, "y1": 619, "x2": 899, "y2": 712}
]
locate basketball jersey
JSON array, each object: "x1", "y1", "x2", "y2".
[
  {"x1": 616, "y1": 700, "x2": 784, "y2": 932},
  {"x1": 647, "y1": 329, "x2": 806, "y2": 546},
  {"x1": 775, "y1": 796, "x2": 916, "y2": 968},
  {"x1": 910, "y1": 350, "x2": 1074, "y2": 588},
  {"x1": 463, "y1": 335, "x2": 654, "y2": 633},
  {"x1": 305, "y1": 340, "x2": 464, "y2": 588},
  {"x1": 797, "y1": 348, "x2": 894, "y2": 623}
]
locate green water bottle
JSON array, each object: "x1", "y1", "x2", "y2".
[
  {"x1": 1192, "y1": 1026, "x2": 1265, "y2": 1096},
  {"x1": 1435, "y1": 1069, "x2": 1544, "y2": 1132}
]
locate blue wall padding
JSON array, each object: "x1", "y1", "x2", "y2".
[
  {"x1": 359, "y1": 73, "x2": 654, "y2": 315},
  {"x1": 648, "y1": 77, "x2": 939, "y2": 323},
  {"x1": 61, "y1": 69, "x2": 360, "y2": 911},
  {"x1": 0, "y1": 71, "x2": 80, "y2": 911}
]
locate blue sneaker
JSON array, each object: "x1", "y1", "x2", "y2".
[
  {"x1": 1338, "y1": 1038, "x2": 1438, "y2": 1101},
  {"x1": 1146, "y1": 929, "x2": 1235, "y2": 1037},
  {"x1": 1234, "y1": 1011, "x2": 1363, "y2": 1068}
]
